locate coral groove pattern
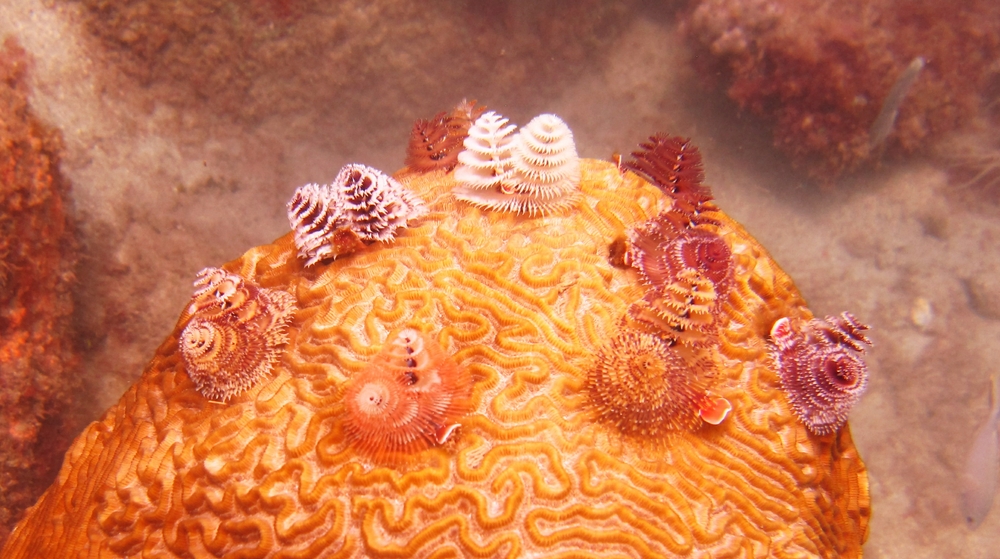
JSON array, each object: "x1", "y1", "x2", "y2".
[{"x1": 1, "y1": 160, "x2": 869, "y2": 558}]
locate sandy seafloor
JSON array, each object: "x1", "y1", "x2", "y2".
[{"x1": 3, "y1": 2, "x2": 999, "y2": 557}]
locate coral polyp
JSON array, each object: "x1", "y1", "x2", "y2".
[
  {"x1": 179, "y1": 268, "x2": 296, "y2": 401},
  {"x1": 770, "y1": 313, "x2": 872, "y2": 435},
  {"x1": 342, "y1": 329, "x2": 470, "y2": 462}
]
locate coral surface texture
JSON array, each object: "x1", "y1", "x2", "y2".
[{"x1": 0, "y1": 160, "x2": 868, "y2": 558}]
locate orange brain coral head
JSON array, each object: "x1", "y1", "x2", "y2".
[
  {"x1": 179, "y1": 268, "x2": 297, "y2": 401},
  {"x1": 342, "y1": 329, "x2": 470, "y2": 461},
  {"x1": 589, "y1": 329, "x2": 713, "y2": 435},
  {"x1": 0, "y1": 157, "x2": 871, "y2": 559}
]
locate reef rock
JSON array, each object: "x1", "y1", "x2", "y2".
[
  {"x1": 683, "y1": 0, "x2": 1000, "y2": 180},
  {"x1": 0, "y1": 39, "x2": 78, "y2": 546},
  {"x1": 0, "y1": 154, "x2": 869, "y2": 557}
]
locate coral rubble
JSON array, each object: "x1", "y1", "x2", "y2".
[{"x1": 0, "y1": 39, "x2": 78, "y2": 546}]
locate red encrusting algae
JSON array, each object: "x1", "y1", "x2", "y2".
[
  {"x1": 0, "y1": 38, "x2": 79, "y2": 546},
  {"x1": 683, "y1": 0, "x2": 1000, "y2": 181}
]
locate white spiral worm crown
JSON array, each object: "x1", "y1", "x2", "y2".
[
  {"x1": 453, "y1": 111, "x2": 581, "y2": 215},
  {"x1": 287, "y1": 164, "x2": 426, "y2": 266}
]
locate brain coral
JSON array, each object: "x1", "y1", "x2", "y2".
[{"x1": 0, "y1": 157, "x2": 869, "y2": 557}]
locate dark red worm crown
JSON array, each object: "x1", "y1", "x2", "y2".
[
  {"x1": 624, "y1": 133, "x2": 714, "y2": 212},
  {"x1": 405, "y1": 100, "x2": 486, "y2": 173},
  {"x1": 625, "y1": 210, "x2": 735, "y2": 347}
]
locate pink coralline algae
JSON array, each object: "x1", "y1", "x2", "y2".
[
  {"x1": 287, "y1": 164, "x2": 426, "y2": 266},
  {"x1": 769, "y1": 312, "x2": 872, "y2": 435}
]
